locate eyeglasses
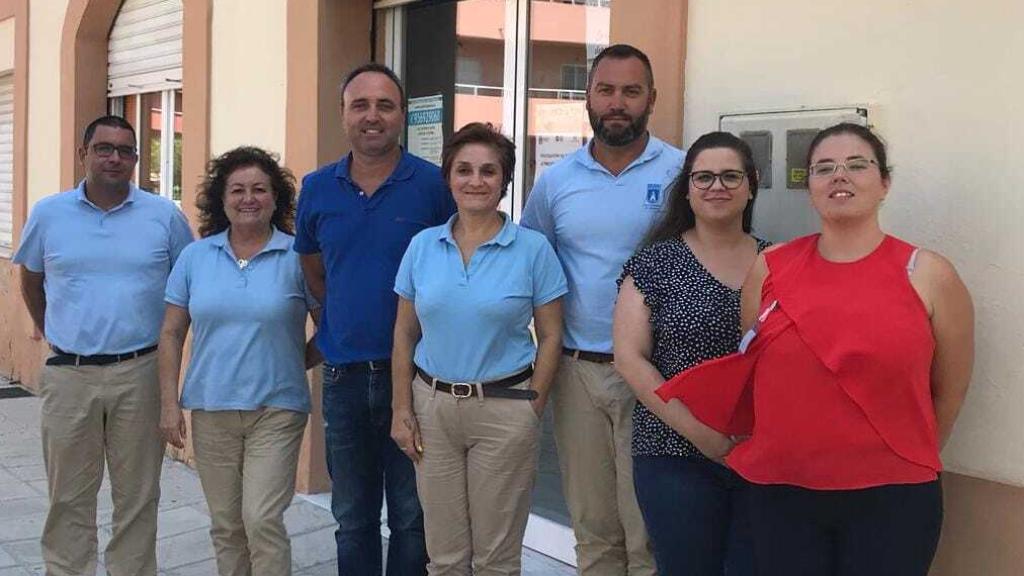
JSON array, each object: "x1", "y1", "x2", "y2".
[
  {"x1": 91, "y1": 143, "x2": 138, "y2": 159},
  {"x1": 690, "y1": 170, "x2": 747, "y2": 190},
  {"x1": 808, "y1": 158, "x2": 878, "y2": 178}
]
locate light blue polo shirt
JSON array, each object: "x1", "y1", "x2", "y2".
[
  {"x1": 521, "y1": 135, "x2": 684, "y2": 354},
  {"x1": 13, "y1": 181, "x2": 194, "y2": 355},
  {"x1": 394, "y1": 214, "x2": 567, "y2": 383},
  {"x1": 165, "y1": 228, "x2": 316, "y2": 413}
]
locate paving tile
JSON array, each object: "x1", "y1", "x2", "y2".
[
  {"x1": 0, "y1": 513, "x2": 45, "y2": 543},
  {"x1": 5, "y1": 466, "x2": 45, "y2": 483},
  {"x1": 0, "y1": 497, "x2": 48, "y2": 520},
  {"x1": 295, "y1": 560, "x2": 337, "y2": 576},
  {"x1": 160, "y1": 557, "x2": 217, "y2": 576},
  {"x1": 0, "y1": 481, "x2": 39, "y2": 504},
  {"x1": 155, "y1": 528, "x2": 215, "y2": 569},
  {"x1": 156, "y1": 505, "x2": 211, "y2": 539},
  {"x1": 156, "y1": 463, "x2": 206, "y2": 510},
  {"x1": 24, "y1": 482, "x2": 46, "y2": 499},
  {"x1": 284, "y1": 499, "x2": 335, "y2": 536},
  {"x1": 1, "y1": 540, "x2": 42, "y2": 567},
  {"x1": 0, "y1": 454, "x2": 41, "y2": 470},
  {"x1": 0, "y1": 546, "x2": 17, "y2": 568},
  {"x1": 289, "y1": 525, "x2": 337, "y2": 570}
]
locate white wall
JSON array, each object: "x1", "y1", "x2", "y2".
[
  {"x1": 209, "y1": 0, "x2": 287, "y2": 159},
  {"x1": 684, "y1": 0, "x2": 1024, "y2": 485}
]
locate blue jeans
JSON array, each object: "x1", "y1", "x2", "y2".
[
  {"x1": 322, "y1": 363, "x2": 427, "y2": 576},
  {"x1": 633, "y1": 455, "x2": 754, "y2": 576}
]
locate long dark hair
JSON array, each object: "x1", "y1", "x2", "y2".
[
  {"x1": 642, "y1": 132, "x2": 759, "y2": 246},
  {"x1": 195, "y1": 146, "x2": 297, "y2": 238}
]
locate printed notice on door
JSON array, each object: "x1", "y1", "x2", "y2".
[{"x1": 407, "y1": 95, "x2": 444, "y2": 166}]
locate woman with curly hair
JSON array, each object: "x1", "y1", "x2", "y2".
[{"x1": 157, "y1": 146, "x2": 320, "y2": 575}]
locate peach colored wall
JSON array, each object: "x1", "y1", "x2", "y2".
[
  {"x1": 610, "y1": 0, "x2": 686, "y2": 147},
  {"x1": 0, "y1": 17, "x2": 13, "y2": 71}
]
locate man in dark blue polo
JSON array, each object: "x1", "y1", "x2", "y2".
[{"x1": 294, "y1": 63, "x2": 455, "y2": 576}]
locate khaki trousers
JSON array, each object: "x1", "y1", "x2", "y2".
[
  {"x1": 39, "y1": 353, "x2": 164, "y2": 576},
  {"x1": 191, "y1": 408, "x2": 308, "y2": 576},
  {"x1": 412, "y1": 375, "x2": 541, "y2": 575},
  {"x1": 551, "y1": 356, "x2": 655, "y2": 576}
]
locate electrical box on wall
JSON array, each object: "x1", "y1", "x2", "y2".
[{"x1": 719, "y1": 108, "x2": 869, "y2": 244}]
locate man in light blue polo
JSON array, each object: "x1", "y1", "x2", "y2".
[
  {"x1": 294, "y1": 63, "x2": 456, "y2": 576},
  {"x1": 14, "y1": 115, "x2": 193, "y2": 576},
  {"x1": 521, "y1": 44, "x2": 683, "y2": 576}
]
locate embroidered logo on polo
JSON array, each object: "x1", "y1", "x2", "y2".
[{"x1": 644, "y1": 183, "x2": 663, "y2": 210}]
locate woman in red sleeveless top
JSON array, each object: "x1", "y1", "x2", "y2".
[{"x1": 657, "y1": 123, "x2": 974, "y2": 575}]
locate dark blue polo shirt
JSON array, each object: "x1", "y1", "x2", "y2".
[{"x1": 294, "y1": 151, "x2": 456, "y2": 364}]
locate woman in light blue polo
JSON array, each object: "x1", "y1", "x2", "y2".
[
  {"x1": 391, "y1": 122, "x2": 567, "y2": 575},
  {"x1": 157, "y1": 146, "x2": 319, "y2": 576}
]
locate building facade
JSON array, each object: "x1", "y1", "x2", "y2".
[{"x1": 0, "y1": 0, "x2": 1020, "y2": 571}]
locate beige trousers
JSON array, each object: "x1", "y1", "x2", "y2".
[
  {"x1": 38, "y1": 353, "x2": 164, "y2": 576},
  {"x1": 551, "y1": 356, "x2": 655, "y2": 576},
  {"x1": 412, "y1": 374, "x2": 541, "y2": 576},
  {"x1": 191, "y1": 407, "x2": 309, "y2": 576}
]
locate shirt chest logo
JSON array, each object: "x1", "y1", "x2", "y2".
[{"x1": 644, "y1": 184, "x2": 663, "y2": 210}]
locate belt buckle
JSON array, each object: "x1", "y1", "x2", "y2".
[{"x1": 450, "y1": 383, "x2": 473, "y2": 399}]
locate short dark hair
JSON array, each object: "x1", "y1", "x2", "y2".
[
  {"x1": 806, "y1": 122, "x2": 891, "y2": 180},
  {"x1": 588, "y1": 44, "x2": 654, "y2": 90},
  {"x1": 195, "y1": 146, "x2": 297, "y2": 238},
  {"x1": 83, "y1": 115, "x2": 136, "y2": 148},
  {"x1": 643, "y1": 131, "x2": 759, "y2": 246},
  {"x1": 340, "y1": 62, "x2": 406, "y2": 109},
  {"x1": 441, "y1": 123, "x2": 516, "y2": 198}
]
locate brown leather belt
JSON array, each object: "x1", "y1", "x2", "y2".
[
  {"x1": 416, "y1": 366, "x2": 537, "y2": 400},
  {"x1": 562, "y1": 347, "x2": 614, "y2": 364}
]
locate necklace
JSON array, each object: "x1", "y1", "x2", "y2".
[{"x1": 230, "y1": 226, "x2": 273, "y2": 271}]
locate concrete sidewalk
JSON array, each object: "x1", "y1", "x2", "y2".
[{"x1": 0, "y1": 386, "x2": 573, "y2": 575}]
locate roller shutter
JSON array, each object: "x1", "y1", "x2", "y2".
[
  {"x1": 0, "y1": 74, "x2": 13, "y2": 257},
  {"x1": 107, "y1": 0, "x2": 183, "y2": 97}
]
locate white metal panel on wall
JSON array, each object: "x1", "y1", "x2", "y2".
[
  {"x1": 0, "y1": 73, "x2": 13, "y2": 257},
  {"x1": 107, "y1": 0, "x2": 183, "y2": 97}
]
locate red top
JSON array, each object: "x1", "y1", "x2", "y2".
[{"x1": 657, "y1": 234, "x2": 940, "y2": 489}]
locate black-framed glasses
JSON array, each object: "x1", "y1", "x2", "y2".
[
  {"x1": 808, "y1": 158, "x2": 878, "y2": 178},
  {"x1": 690, "y1": 170, "x2": 747, "y2": 190},
  {"x1": 91, "y1": 143, "x2": 138, "y2": 159}
]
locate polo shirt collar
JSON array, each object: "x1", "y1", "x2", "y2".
[
  {"x1": 334, "y1": 148, "x2": 417, "y2": 187},
  {"x1": 438, "y1": 212, "x2": 517, "y2": 247},
  {"x1": 210, "y1": 226, "x2": 291, "y2": 256},
  {"x1": 574, "y1": 133, "x2": 665, "y2": 175},
  {"x1": 74, "y1": 179, "x2": 140, "y2": 210}
]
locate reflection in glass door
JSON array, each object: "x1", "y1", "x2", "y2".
[{"x1": 402, "y1": 0, "x2": 510, "y2": 163}]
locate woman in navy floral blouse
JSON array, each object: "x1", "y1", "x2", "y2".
[{"x1": 613, "y1": 132, "x2": 769, "y2": 575}]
